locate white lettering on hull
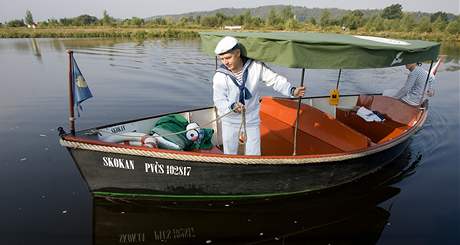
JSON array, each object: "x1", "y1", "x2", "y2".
[
  {"x1": 119, "y1": 233, "x2": 145, "y2": 243},
  {"x1": 153, "y1": 227, "x2": 196, "y2": 242},
  {"x1": 102, "y1": 157, "x2": 135, "y2": 170},
  {"x1": 145, "y1": 161, "x2": 191, "y2": 177}
]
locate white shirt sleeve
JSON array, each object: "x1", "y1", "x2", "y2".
[
  {"x1": 259, "y1": 63, "x2": 293, "y2": 97},
  {"x1": 212, "y1": 72, "x2": 233, "y2": 115}
]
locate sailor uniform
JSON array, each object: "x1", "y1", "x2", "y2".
[{"x1": 213, "y1": 59, "x2": 294, "y2": 155}]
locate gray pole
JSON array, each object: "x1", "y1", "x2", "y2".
[
  {"x1": 293, "y1": 68, "x2": 305, "y2": 156},
  {"x1": 419, "y1": 60, "x2": 434, "y2": 106}
]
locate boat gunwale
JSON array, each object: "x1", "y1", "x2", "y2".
[{"x1": 59, "y1": 96, "x2": 428, "y2": 165}]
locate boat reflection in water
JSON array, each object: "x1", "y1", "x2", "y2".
[{"x1": 93, "y1": 147, "x2": 419, "y2": 244}]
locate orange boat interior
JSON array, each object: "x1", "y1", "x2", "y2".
[
  {"x1": 258, "y1": 96, "x2": 423, "y2": 156},
  {"x1": 91, "y1": 95, "x2": 423, "y2": 157}
]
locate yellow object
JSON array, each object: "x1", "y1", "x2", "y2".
[{"x1": 329, "y1": 89, "x2": 340, "y2": 106}]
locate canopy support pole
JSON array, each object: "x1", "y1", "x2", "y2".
[
  {"x1": 293, "y1": 68, "x2": 305, "y2": 156},
  {"x1": 336, "y1": 69, "x2": 342, "y2": 89},
  {"x1": 67, "y1": 50, "x2": 76, "y2": 136},
  {"x1": 419, "y1": 60, "x2": 434, "y2": 106}
]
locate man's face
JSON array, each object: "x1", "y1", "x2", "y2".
[{"x1": 219, "y1": 49, "x2": 241, "y2": 71}]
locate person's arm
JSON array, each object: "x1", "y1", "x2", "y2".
[
  {"x1": 260, "y1": 63, "x2": 293, "y2": 97},
  {"x1": 394, "y1": 71, "x2": 416, "y2": 99},
  {"x1": 213, "y1": 73, "x2": 235, "y2": 115}
]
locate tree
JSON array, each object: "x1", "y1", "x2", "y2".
[
  {"x1": 102, "y1": 10, "x2": 114, "y2": 26},
  {"x1": 319, "y1": 10, "x2": 331, "y2": 28},
  {"x1": 430, "y1": 11, "x2": 448, "y2": 22},
  {"x1": 445, "y1": 18, "x2": 460, "y2": 34},
  {"x1": 130, "y1": 17, "x2": 144, "y2": 27},
  {"x1": 415, "y1": 16, "x2": 432, "y2": 33},
  {"x1": 280, "y1": 6, "x2": 294, "y2": 20},
  {"x1": 25, "y1": 10, "x2": 34, "y2": 25},
  {"x1": 7, "y1": 19, "x2": 26, "y2": 27},
  {"x1": 267, "y1": 8, "x2": 280, "y2": 27},
  {"x1": 309, "y1": 17, "x2": 317, "y2": 26},
  {"x1": 382, "y1": 4, "x2": 403, "y2": 19},
  {"x1": 73, "y1": 15, "x2": 98, "y2": 26},
  {"x1": 432, "y1": 16, "x2": 447, "y2": 32},
  {"x1": 342, "y1": 10, "x2": 364, "y2": 30},
  {"x1": 399, "y1": 13, "x2": 416, "y2": 32}
]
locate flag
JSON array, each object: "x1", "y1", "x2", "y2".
[{"x1": 71, "y1": 55, "x2": 93, "y2": 116}]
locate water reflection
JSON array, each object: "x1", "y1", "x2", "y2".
[{"x1": 92, "y1": 147, "x2": 419, "y2": 245}]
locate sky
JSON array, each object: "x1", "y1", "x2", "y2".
[{"x1": 0, "y1": 0, "x2": 458, "y2": 22}]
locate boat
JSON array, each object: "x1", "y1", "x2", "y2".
[{"x1": 59, "y1": 32, "x2": 440, "y2": 200}]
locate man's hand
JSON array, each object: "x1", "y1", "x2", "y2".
[
  {"x1": 293, "y1": 86, "x2": 306, "y2": 97},
  {"x1": 232, "y1": 102, "x2": 245, "y2": 113}
]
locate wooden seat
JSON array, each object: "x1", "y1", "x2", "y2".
[
  {"x1": 336, "y1": 95, "x2": 421, "y2": 144},
  {"x1": 260, "y1": 97, "x2": 370, "y2": 155}
]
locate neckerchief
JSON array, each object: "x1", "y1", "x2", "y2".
[{"x1": 216, "y1": 58, "x2": 253, "y2": 105}]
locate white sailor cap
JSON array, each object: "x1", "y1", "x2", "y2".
[{"x1": 214, "y1": 36, "x2": 239, "y2": 55}]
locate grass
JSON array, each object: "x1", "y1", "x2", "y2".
[{"x1": 0, "y1": 26, "x2": 458, "y2": 42}]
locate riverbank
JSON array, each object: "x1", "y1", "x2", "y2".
[{"x1": 0, "y1": 26, "x2": 458, "y2": 42}]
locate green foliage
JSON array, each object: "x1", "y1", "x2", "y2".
[
  {"x1": 365, "y1": 15, "x2": 384, "y2": 32},
  {"x1": 399, "y1": 13, "x2": 416, "y2": 32},
  {"x1": 25, "y1": 10, "x2": 34, "y2": 25},
  {"x1": 432, "y1": 16, "x2": 447, "y2": 32},
  {"x1": 445, "y1": 18, "x2": 460, "y2": 34},
  {"x1": 1, "y1": 5, "x2": 459, "y2": 41},
  {"x1": 73, "y1": 15, "x2": 98, "y2": 26},
  {"x1": 382, "y1": 4, "x2": 403, "y2": 19},
  {"x1": 129, "y1": 17, "x2": 144, "y2": 27},
  {"x1": 416, "y1": 16, "x2": 432, "y2": 33},
  {"x1": 102, "y1": 10, "x2": 115, "y2": 26},
  {"x1": 431, "y1": 11, "x2": 448, "y2": 22},
  {"x1": 341, "y1": 10, "x2": 363, "y2": 30},
  {"x1": 7, "y1": 19, "x2": 25, "y2": 27},
  {"x1": 319, "y1": 10, "x2": 331, "y2": 28},
  {"x1": 267, "y1": 8, "x2": 280, "y2": 27}
]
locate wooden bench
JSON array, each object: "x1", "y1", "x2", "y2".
[{"x1": 260, "y1": 97, "x2": 371, "y2": 155}]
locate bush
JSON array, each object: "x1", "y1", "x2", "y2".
[{"x1": 7, "y1": 19, "x2": 25, "y2": 27}]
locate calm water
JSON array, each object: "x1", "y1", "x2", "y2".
[{"x1": 0, "y1": 38, "x2": 458, "y2": 244}]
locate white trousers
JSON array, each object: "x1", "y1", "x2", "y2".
[{"x1": 221, "y1": 122, "x2": 261, "y2": 155}]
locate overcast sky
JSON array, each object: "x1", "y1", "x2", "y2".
[{"x1": 0, "y1": 0, "x2": 458, "y2": 22}]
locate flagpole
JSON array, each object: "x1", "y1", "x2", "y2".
[{"x1": 67, "y1": 49, "x2": 76, "y2": 136}]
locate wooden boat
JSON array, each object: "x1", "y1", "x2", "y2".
[{"x1": 59, "y1": 32, "x2": 440, "y2": 200}]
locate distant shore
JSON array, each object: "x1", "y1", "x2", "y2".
[{"x1": 0, "y1": 27, "x2": 458, "y2": 42}]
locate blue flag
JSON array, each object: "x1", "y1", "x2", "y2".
[{"x1": 72, "y1": 56, "x2": 93, "y2": 116}]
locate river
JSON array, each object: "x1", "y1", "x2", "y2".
[{"x1": 0, "y1": 38, "x2": 458, "y2": 244}]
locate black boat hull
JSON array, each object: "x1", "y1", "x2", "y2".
[{"x1": 67, "y1": 137, "x2": 410, "y2": 200}]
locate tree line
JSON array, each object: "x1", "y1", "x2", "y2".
[{"x1": 2, "y1": 5, "x2": 459, "y2": 35}]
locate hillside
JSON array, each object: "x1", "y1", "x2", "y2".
[{"x1": 147, "y1": 4, "x2": 456, "y2": 21}]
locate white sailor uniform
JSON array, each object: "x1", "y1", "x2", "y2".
[{"x1": 213, "y1": 59, "x2": 294, "y2": 155}]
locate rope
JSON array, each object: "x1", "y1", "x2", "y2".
[{"x1": 237, "y1": 107, "x2": 247, "y2": 155}]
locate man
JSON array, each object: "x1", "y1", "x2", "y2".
[
  {"x1": 388, "y1": 63, "x2": 435, "y2": 106},
  {"x1": 212, "y1": 36, "x2": 305, "y2": 155}
]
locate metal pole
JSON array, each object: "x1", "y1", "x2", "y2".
[
  {"x1": 67, "y1": 50, "x2": 76, "y2": 136},
  {"x1": 419, "y1": 60, "x2": 434, "y2": 106},
  {"x1": 336, "y1": 69, "x2": 342, "y2": 89},
  {"x1": 215, "y1": 56, "x2": 218, "y2": 70},
  {"x1": 293, "y1": 68, "x2": 305, "y2": 156}
]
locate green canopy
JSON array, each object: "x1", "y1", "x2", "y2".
[{"x1": 200, "y1": 32, "x2": 440, "y2": 69}]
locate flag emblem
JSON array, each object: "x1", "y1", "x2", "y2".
[{"x1": 71, "y1": 55, "x2": 93, "y2": 116}]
